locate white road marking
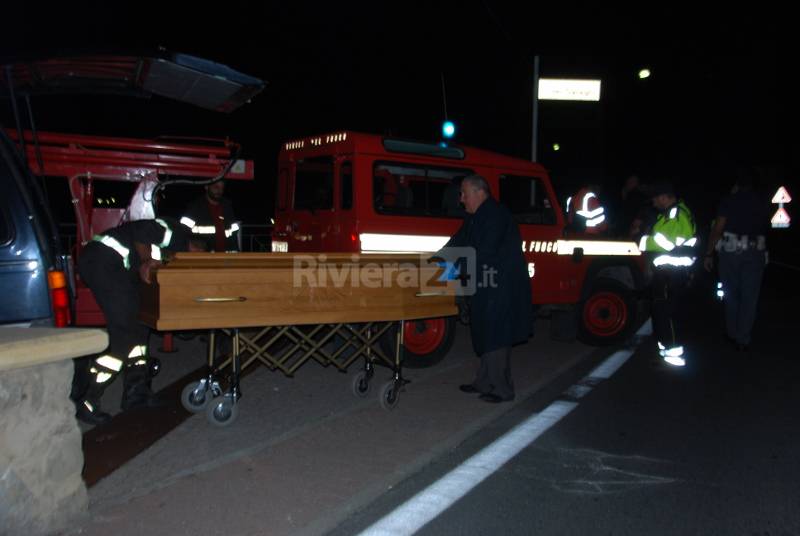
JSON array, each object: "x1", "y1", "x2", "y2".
[
  {"x1": 356, "y1": 319, "x2": 650, "y2": 535},
  {"x1": 357, "y1": 401, "x2": 578, "y2": 536}
]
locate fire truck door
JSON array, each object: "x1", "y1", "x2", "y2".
[
  {"x1": 333, "y1": 159, "x2": 354, "y2": 251},
  {"x1": 289, "y1": 156, "x2": 335, "y2": 252},
  {"x1": 499, "y1": 174, "x2": 569, "y2": 304}
]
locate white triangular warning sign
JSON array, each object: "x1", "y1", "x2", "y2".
[
  {"x1": 771, "y1": 207, "x2": 791, "y2": 228},
  {"x1": 771, "y1": 186, "x2": 792, "y2": 204}
]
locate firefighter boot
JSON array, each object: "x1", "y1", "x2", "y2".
[
  {"x1": 74, "y1": 383, "x2": 112, "y2": 426},
  {"x1": 121, "y1": 362, "x2": 165, "y2": 411}
]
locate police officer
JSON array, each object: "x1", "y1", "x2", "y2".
[
  {"x1": 72, "y1": 218, "x2": 196, "y2": 425},
  {"x1": 703, "y1": 169, "x2": 769, "y2": 351},
  {"x1": 180, "y1": 180, "x2": 240, "y2": 252},
  {"x1": 640, "y1": 181, "x2": 698, "y2": 367}
]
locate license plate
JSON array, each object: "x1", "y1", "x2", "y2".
[{"x1": 271, "y1": 241, "x2": 288, "y2": 252}]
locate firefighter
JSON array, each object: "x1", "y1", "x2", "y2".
[
  {"x1": 639, "y1": 181, "x2": 698, "y2": 367},
  {"x1": 180, "y1": 179, "x2": 240, "y2": 252},
  {"x1": 566, "y1": 185, "x2": 609, "y2": 234},
  {"x1": 72, "y1": 217, "x2": 198, "y2": 425}
]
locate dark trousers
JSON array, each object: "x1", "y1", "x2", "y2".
[
  {"x1": 718, "y1": 249, "x2": 766, "y2": 345},
  {"x1": 651, "y1": 267, "x2": 690, "y2": 351},
  {"x1": 473, "y1": 347, "x2": 514, "y2": 400},
  {"x1": 73, "y1": 242, "x2": 150, "y2": 399}
]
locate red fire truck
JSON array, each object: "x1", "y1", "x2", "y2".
[{"x1": 271, "y1": 132, "x2": 646, "y2": 367}]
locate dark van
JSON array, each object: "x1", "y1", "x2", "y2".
[{"x1": 0, "y1": 128, "x2": 71, "y2": 327}]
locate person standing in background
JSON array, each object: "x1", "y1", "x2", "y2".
[
  {"x1": 640, "y1": 180, "x2": 698, "y2": 367},
  {"x1": 617, "y1": 174, "x2": 651, "y2": 238},
  {"x1": 181, "y1": 180, "x2": 240, "y2": 252},
  {"x1": 566, "y1": 184, "x2": 608, "y2": 234},
  {"x1": 703, "y1": 168, "x2": 770, "y2": 351}
]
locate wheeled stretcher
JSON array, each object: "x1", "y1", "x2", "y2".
[{"x1": 140, "y1": 253, "x2": 456, "y2": 425}]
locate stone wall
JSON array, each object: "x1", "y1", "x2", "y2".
[{"x1": 0, "y1": 360, "x2": 88, "y2": 535}]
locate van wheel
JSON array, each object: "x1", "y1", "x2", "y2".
[
  {"x1": 578, "y1": 278, "x2": 635, "y2": 345},
  {"x1": 380, "y1": 317, "x2": 457, "y2": 369}
]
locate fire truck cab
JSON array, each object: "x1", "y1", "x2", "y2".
[{"x1": 272, "y1": 132, "x2": 646, "y2": 367}]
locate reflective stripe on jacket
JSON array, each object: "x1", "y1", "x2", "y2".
[
  {"x1": 567, "y1": 188, "x2": 608, "y2": 233},
  {"x1": 639, "y1": 201, "x2": 698, "y2": 267}
]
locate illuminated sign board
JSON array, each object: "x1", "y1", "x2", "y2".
[{"x1": 538, "y1": 79, "x2": 602, "y2": 102}]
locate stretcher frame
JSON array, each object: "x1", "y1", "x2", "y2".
[{"x1": 180, "y1": 320, "x2": 407, "y2": 426}]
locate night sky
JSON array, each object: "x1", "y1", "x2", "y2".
[{"x1": 0, "y1": 3, "x2": 792, "y2": 238}]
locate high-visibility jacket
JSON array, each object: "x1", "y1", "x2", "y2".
[
  {"x1": 180, "y1": 196, "x2": 240, "y2": 252},
  {"x1": 639, "y1": 200, "x2": 698, "y2": 267},
  {"x1": 567, "y1": 188, "x2": 608, "y2": 234}
]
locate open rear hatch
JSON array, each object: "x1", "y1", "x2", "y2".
[{"x1": 0, "y1": 50, "x2": 265, "y2": 112}]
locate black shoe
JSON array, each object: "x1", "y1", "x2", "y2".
[
  {"x1": 459, "y1": 384, "x2": 480, "y2": 394},
  {"x1": 479, "y1": 393, "x2": 513, "y2": 403},
  {"x1": 121, "y1": 384, "x2": 165, "y2": 411},
  {"x1": 75, "y1": 399, "x2": 112, "y2": 425}
]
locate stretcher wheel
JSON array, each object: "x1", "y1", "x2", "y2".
[
  {"x1": 206, "y1": 396, "x2": 238, "y2": 426},
  {"x1": 352, "y1": 371, "x2": 372, "y2": 398},
  {"x1": 181, "y1": 381, "x2": 210, "y2": 413},
  {"x1": 379, "y1": 381, "x2": 400, "y2": 411}
]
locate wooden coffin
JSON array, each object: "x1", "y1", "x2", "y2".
[{"x1": 140, "y1": 252, "x2": 458, "y2": 331}]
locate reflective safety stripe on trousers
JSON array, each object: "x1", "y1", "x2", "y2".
[
  {"x1": 91, "y1": 354, "x2": 124, "y2": 383},
  {"x1": 125, "y1": 344, "x2": 149, "y2": 367},
  {"x1": 657, "y1": 342, "x2": 685, "y2": 367}
]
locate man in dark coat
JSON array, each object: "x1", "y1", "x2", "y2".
[{"x1": 436, "y1": 174, "x2": 532, "y2": 403}]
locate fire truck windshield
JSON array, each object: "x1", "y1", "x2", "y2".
[
  {"x1": 295, "y1": 157, "x2": 334, "y2": 211},
  {"x1": 383, "y1": 139, "x2": 465, "y2": 160}
]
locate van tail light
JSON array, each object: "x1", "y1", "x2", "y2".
[{"x1": 48, "y1": 270, "x2": 72, "y2": 327}]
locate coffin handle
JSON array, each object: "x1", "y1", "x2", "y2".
[{"x1": 193, "y1": 296, "x2": 248, "y2": 303}]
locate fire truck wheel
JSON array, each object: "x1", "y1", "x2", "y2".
[
  {"x1": 578, "y1": 278, "x2": 635, "y2": 346},
  {"x1": 380, "y1": 316, "x2": 457, "y2": 369}
]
